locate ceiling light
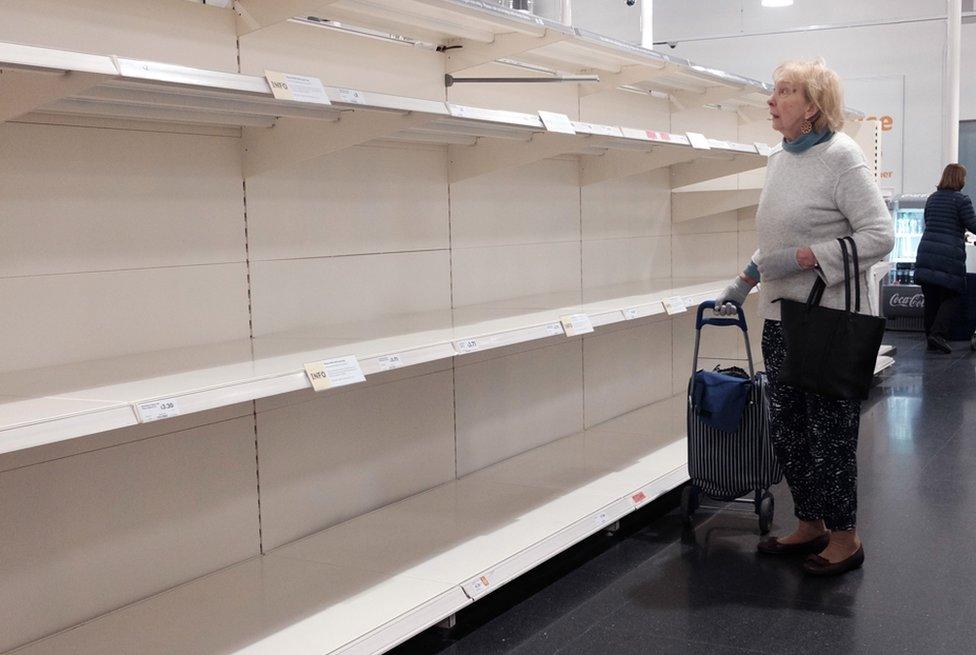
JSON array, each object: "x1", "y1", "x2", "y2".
[{"x1": 762, "y1": 0, "x2": 794, "y2": 6}]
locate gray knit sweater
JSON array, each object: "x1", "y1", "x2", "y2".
[{"x1": 753, "y1": 132, "x2": 894, "y2": 321}]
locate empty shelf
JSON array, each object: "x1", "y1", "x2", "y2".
[
  {"x1": 0, "y1": 278, "x2": 732, "y2": 456},
  {"x1": 0, "y1": 41, "x2": 768, "y2": 182},
  {"x1": 10, "y1": 395, "x2": 689, "y2": 655}
]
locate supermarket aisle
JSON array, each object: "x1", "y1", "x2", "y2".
[{"x1": 395, "y1": 332, "x2": 976, "y2": 654}]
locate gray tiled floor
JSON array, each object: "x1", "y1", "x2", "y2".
[{"x1": 393, "y1": 332, "x2": 976, "y2": 655}]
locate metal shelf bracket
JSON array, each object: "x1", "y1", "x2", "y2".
[
  {"x1": 0, "y1": 69, "x2": 104, "y2": 123},
  {"x1": 580, "y1": 147, "x2": 699, "y2": 187},
  {"x1": 448, "y1": 131, "x2": 580, "y2": 183},
  {"x1": 243, "y1": 110, "x2": 435, "y2": 177},
  {"x1": 671, "y1": 154, "x2": 767, "y2": 189},
  {"x1": 671, "y1": 188, "x2": 763, "y2": 223}
]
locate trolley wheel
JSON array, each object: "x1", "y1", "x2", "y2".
[
  {"x1": 680, "y1": 485, "x2": 700, "y2": 524},
  {"x1": 758, "y1": 491, "x2": 774, "y2": 535}
]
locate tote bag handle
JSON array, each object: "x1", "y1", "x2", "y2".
[{"x1": 804, "y1": 236, "x2": 860, "y2": 313}]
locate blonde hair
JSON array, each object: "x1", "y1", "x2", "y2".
[{"x1": 773, "y1": 58, "x2": 845, "y2": 133}]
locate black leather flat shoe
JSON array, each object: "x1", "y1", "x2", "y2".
[
  {"x1": 757, "y1": 532, "x2": 830, "y2": 556},
  {"x1": 928, "y1": 336, "x2": 952, "y2": 354},
  {"x1": 803, "y1": 545, "x2": 865, "y2": 577}
]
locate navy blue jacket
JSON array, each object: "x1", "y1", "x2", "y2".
[{"x1": 915, "y1": 190, "x2": 976, "y2": 292}]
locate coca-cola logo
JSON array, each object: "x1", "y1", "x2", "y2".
[{"x1": 888, "y1": 293, "x2": 924, "y2": 309}]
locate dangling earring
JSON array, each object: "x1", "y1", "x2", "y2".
[{"x1": 800, "y1": 119, "x2": 813, "y2": 135}]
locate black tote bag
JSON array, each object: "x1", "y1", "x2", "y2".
[{"x1": 778, "y1": 237, "x2": 885, "y2": 400}]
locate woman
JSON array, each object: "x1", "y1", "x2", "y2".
[
  {"x1": 714, "y1": 59, "x2": 894, "y2": 577},
  {"x1": 915, "y1": 163, "x2": 976, "y2": 353}
]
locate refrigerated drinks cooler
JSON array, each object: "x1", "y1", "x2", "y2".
[{"x1": 881, "y1": 194, "x2": 927, "y2": 331}]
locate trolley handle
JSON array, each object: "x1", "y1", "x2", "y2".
[
  {"x1": 696, "y1": 300, "x2": 748, "y2": 332},
  {"x1": 692, "y1": 301, "x2": 755, "y2": 378}
]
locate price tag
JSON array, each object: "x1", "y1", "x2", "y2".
[
  {"x1": 683, "y1": 296, "x2": 696, "y2": 307},
  {"x1": 135, "y1": 398, "x2": 181, "y2": 423},
  {"x1": 620, "y1": 127, "x2": 651, "y2": 141},
  {"x1": 754, "y1": 142, "x2": 773, "y2": 157},
  {"x1": 337, "y1": 88, "x2": 366, "y2": 105},
  {"x1": 663, "y1": 296, "x2": 687, "y2": 315},
  {"x1": 560, "y1": 313, "x2": 594, "y2": 336},
  {"x1": 578, "y1": 122, "x2": 623, "y2": 137},
  {"x1": 632, "y1": 491, "x2": 647, "y2": 505},
  {"x1": 463, "y1": 574, "x2": 492, "y2": 599},
  {"x1": 623, "y1": 307, "x2": 641, "y2": 320},
  {"x1": 538, "y1": 110, "x2": 576, "y2": 135},
  {"x1": 448, "y1": 104, "x2": 470, "y2": 118},
  {"x1": 594, "y1": 512, "x2": 609, "y2": 527},
  {"x1": 377, "y1": 354, "x2": 403, "y2": 371},
  {"x1": 546, "y1": 322, "x2": 565, "y2": 336},
  {"x1": 686, "y1": 132, "x2": 712, "y2": 150},
  {"x1": 305, "y1": 355, "x2": 366, "y2": 391},
  {"x1": 265, "y1": 70, "x2": 331, "y2": 105},
  {"x1": 646, "y1": 130, "x2": 673, "y2": 142},
  {"x1": 454, "y1": 338, "x2": 480, "y2": 355}
]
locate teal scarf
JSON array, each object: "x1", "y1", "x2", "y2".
[{"x1": 782, "y1": 129, "x2": 833, "y2": 154}]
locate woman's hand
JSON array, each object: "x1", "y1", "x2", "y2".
[{"x1": 796, "y1": 247, "x2": 818, "y2": 270}]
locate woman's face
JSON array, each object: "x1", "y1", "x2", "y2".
[{"x1": 768, "y1": 79, "x2": 818, "y2": 139}]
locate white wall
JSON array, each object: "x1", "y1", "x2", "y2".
[
  {"x1": 653, "y1": 4, "x2": 955, "y2": 195},
  {"x1": 654, "y1": 0, "x2": 945, "y2": 41}
]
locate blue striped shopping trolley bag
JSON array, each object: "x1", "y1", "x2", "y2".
[{"x1": 682, "y1": 301, "x2": 783, "y2": 534}]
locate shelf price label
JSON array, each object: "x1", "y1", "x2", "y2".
[
  {"x1": 538, "y1": 110, "x2": 576, "y2": 135},
  {"x1": 454, "y1": 338, "x2": 480, "y2": 355},
  {"x1": 594, "y1": 512, "x2": 609, "y2": 527},
  {"x1": 754, "y1": 142, "x2": 773, "y2": 157},
  {"x1": 546, "y1": 322, "x2": 565, "y2": 336},
  {"x1": 632, "y1": 491, "x2": 647, "y2": 505},
  {"x1": 620, "y1": 127, "x2": 650, "y2": 141},
  {"x1": 682, "y1": 296, "x2": 696, "y2": 308},
  {"x1": 135, "y1": 398, "x2": 181, "y2": 423},
  {"x1": 623, "y1": 307, "x2": 641, "y2": 320},
  {"x1": 463, "y1": 574, "x2": 493, "y2": 599},
  {"x1": 305, "y1": 355, "x2": 366, "y2": 391},
  {"x1": 663, "y1": 297, "x2": 687, "y2": 315},
  {"x1": 264, "y1": 70, "x2": 331, "y2": 105},
  {"x1": 686, "y1": 132, "x2": 711, "y2": 150},
  {"x1": 560, "y1": 313, "x2": 594, "y2": 336},
  {"x1": 337, "y1": 88, "x2": 366, "y2": 105},
  {"x1": 376, "y1": 354, "x2": 403, "y2": 371},
  {"x1": 646, "y1": 130, "x2": 674, "y2": 142}
]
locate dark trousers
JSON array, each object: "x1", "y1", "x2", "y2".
[
  {"x1": 762, "y1": 320, "x2": 861, "y2": 531},
  {"x1": 920, "y1": 283, "x2": 961, "y2": 339}
]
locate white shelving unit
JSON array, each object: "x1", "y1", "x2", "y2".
[
  {"x1": 10, "y1": 395, "x2": 688, "y2": 655},
  {"x1": 0, "y1": 40, "x2": 768, "y2": 456},
  {"x1": 0, "y1": 276, "x2": 744, "y2": 455},
  {"x1": 0, "y1": 1, "x2": 878, "y2": 653}
]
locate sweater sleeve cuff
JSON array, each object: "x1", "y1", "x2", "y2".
[{"x1": 809, "y1": 240, "x2": 843, "y2": 286}]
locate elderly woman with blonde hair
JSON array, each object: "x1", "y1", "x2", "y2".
[{"x1": 714, "y1": 59, "x2": 894, "y2": 576}]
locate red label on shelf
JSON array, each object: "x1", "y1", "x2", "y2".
[
  {"x1": 632, "y1": 491, "x2": 647, "y2": 504},
  {"x1": 646, "y1": 130, "x2": 672, "y2": 141}
]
